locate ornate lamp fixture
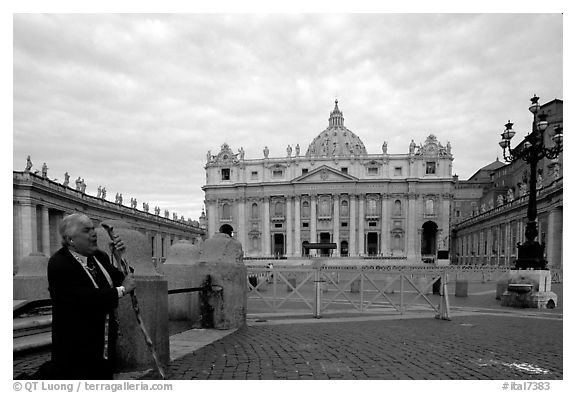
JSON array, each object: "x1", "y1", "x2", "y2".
[{"x1": 498, "y1": 95, "x2": 563, "y2": 269}]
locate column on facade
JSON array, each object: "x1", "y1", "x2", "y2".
[
  {"x1": 381, "y1": 194, "x2": 390, "y2": 255},
  {"x1": 333, "y1": 194, "x2": 340, "y2": 257},
  {"x1": 294, "y1": 196, "x2": 301, "y2": 257},
  {"x1": 263, "y1": 197, "x2": 271, "y2": 256},
  {"x1": 237, "y1": 197, "x2": 246, "y2": 249},
  {"x1": 41, "y1": 205, "x2": 50, "y2": 256},
  {"x1": 349, "y1": 194, "x2": 357, "y2": 256},
  {"x1": 406, "y1": 194, "x2": 417, "y2": 260},
  {"x1": 207, "y1": 201, "x2": 218, "y2": 239},
  {"x1": 310, "y1": 195, "x2": 317, "y2": 256},
  {"x1": 358, "y1": 194, "x2": 365, "y2": 255},
  {"x1": 486, "y1": 227, "x2": 493, "y2": 265},
  {"x1": 286, "y1": 196, "x2": 293, "y2": 257},
  {"x1": 442, "y1": 197, "x2": 450, "y2": 251},
  {"x1": 546, "y1": 208, "x2": 562, "y2": 268}
]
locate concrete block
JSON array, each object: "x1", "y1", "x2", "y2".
[
  {"x1": 13, "y1": 252, "x2": 50, "y2": 300},
  {"x1": 455, "y1": 280, "x2": 468, "y2": 297}
]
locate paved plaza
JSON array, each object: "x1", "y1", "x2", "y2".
[{"x1": 14, "y1": 283, "x2": 563, "y2": 380}]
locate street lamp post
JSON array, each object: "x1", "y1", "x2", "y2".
[{"x1": 499, "y1": 95, "x2": 563, "y2": 270}]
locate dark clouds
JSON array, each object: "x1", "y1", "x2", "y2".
[{"x1": 13, "y1": 14, "x2": 563, "y2": 220}]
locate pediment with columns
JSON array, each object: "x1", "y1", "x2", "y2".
[{"x1": 292, "y1": 165, "x2": 358, "y2": 183}]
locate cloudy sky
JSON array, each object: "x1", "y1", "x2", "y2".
[{"x1": 12, "y1": 13, "x2": 563, "y2": 221}]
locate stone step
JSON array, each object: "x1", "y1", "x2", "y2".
[
  {"x1": 13, "y1": 315, "x2": 52, "y2": 338},
  {"x1": 13, "y1": 332, "x2": 52, "y2": 353}
]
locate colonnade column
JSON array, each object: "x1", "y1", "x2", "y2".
[
  {"x1": 381, "y1": 194, "x2": 390, "y2": 255},
  {"x1": 358, "y1": 194, "x2": 365, "y2": 255},
  {"x1": 349, "y1": 194, "x2": 357, "y2": 256},
  {"x1": 263, "y1": 197, "x2": 271, "y2": 256},
  {"x1": 333, "y1": 194, "x2": 340, "y2": 257},
  {"x1": 20, "y1": 202, "x2": 37, "y2": 258},
  {"x1": 286, "y1": 196, "x2": 293, "y2": 257},
  {"x1": 237, "y1": 197, "x2": 246, "y2": 250},
  {"x1": 294, "y1": 196, "x2": 301, "y2": 257},
  {"x1": 41, "y1": 206, "x2": 50, "y2": 256},
  {"x1": 546, "y1": 208, "x2": 562, "y2": 268},
  {"x1": 310, "y1": 195, "x2": 317, "y2": 256}
]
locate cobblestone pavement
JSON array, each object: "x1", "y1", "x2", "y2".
[
  {"x1": 14, "y1": 283, "x2": 563, "y2": 380},
  {"x1": 142, "y1": 313, "x2": 562, "y2": 380}
]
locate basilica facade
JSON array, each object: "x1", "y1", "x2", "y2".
[{"x1": 203, "y1": 101, "x2": 454, "y2": 260}]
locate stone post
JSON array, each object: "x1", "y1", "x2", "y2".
[
  {"x1": 163, "y1": 240, "x2": 200, "y2": 327},
  {"x1": 96, "y1": 220, "x2": 169, "y2": 374},
  {"x1": 189, "y1": 232, "x2": 247, "y2": 329}
]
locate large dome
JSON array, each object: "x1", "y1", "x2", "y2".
[{"x1": 306, "y1": 100, "x2": 367, "y2": 158}]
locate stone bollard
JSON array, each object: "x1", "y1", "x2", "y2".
[
  {"x1": 96, "y1": 220, "x2": 169, "y2": 374},
  {"x1": 455, "y1": 279, "x2": 468, "y2": 297},
  {"x1": 163, "y1": 240, "x2": 200, "y2": 325},
  {"x1": 13, "y1": 252, "x2": 50, "y2": 300},
  {"x1": 286, "y1": 277, "x2": 297, "y2": 292},
  {"x1": 416, "y1": 276, "x2": 431, "y2": 295},
  {"x1": 350, "y1": 278, "x2": 360, "y2": 293},
  {"x1": 189, "y1": 232, "x2": 247, "y2": 329},
  {"x1": 383, "y1": 276, "x2": 395, "y2": 294},
  {"x1": 495, "y1": 273, "x2": 510, "y2": 300}
]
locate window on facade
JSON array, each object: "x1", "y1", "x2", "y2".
[
  {"x1": 367, "y1": 167, "x2": 378, "y2": 175},
  {"x1": 341, "y1": 200, "x2": 349, "y2": 216},
  {"x1": 151, "y1": 236, "x2": 155, "y2": 257},
  {"x1": 274, "y1": 202, "x2": 283, "y2": 216},
  {"x1": 368, "y1": 222, "x2": 376, "y2": 227},
  {"x1": 341, "y1": 222, "x2": 348, "y2": 227},
  {"x1": 425, "y1": 199, "x2": 434, "y2": 215},
  {"x1": 303, "y1": 222, "x2": 309, "y2": 228},
  {"x1": 251, "y1": 171, "x2": 258, "y2": 180},
  {"x1": 222, "y1": 203, "x2": 231, "y2": 220},
  {"x1": 456, "y1": 210, "x2": 461, "y2": 217},
  {"x1": 251, "y1": 203, "x2": 258, "y2": 219},
  {"x1": 341, "y1": 167, "x2": 348, "y2": 174},
  {"x1": 221, "y1": 168, "x2": 230, "y2": 180},
  {"x1": 426, "y1": 162, "x2": 436, "y2": 174},
  {"x1": 302, "y1": 168, "x2": 308, "y2": 175},
  {"x1": 302, "y1": 201, "x2": 310, "y2": 217},
  {"x1": 394, "y1": 200, "x2": 402, "y2": 216},
  {"x1": 273, "y1": 169, "x2": 283, "y2": 178},
  {"x1": 275, "y1": 223, "x2": 282, "y2": 228},
  {"x1": 394, "y1": 167, "x2": 402, "y2": 176}
]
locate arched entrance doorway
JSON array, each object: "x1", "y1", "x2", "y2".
[
  {"x1": 302, "y1": 241, "x2": 310, "y2": 256},
  {"x1": 367, "y1": 232, "x2": 378, "y2": 255},
  {"x1": 320, "y1": 232, "x2": 331, "y2": 256},
  {"x1": 421, "y1": 221, "x2": 438, "y2": 256},
  {"x1": 273, "y1": 233, "x2": 284, "y2": 258},
  {"x1": 340, "y1": 240, "x2": 349, "y2": 257}
]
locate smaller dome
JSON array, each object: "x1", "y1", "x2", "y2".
[{"x1": 306, "y1": 100, "x2": 367, "y2": 158}]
